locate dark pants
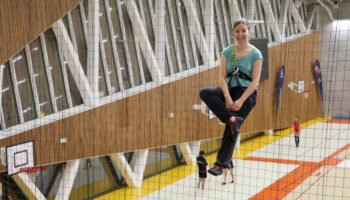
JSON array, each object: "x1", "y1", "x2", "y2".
[
  {"x1": 294, "y1": 136, "x2": 300, "y2": 147},
  {"x1": 199, "y1": 86, "x2": 257, "y2": 167}
]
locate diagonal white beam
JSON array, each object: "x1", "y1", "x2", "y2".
[
  {"x1": 111, "y1": 153, "x2": 142, "y2": 188},
  {"x1": 0, "y1": 65, "x2": 5, "y2": 128},
  {"x1": 306, "y1": 5, "x2": 317, "y2": 32},
  {"x1": 104, "y1": 0, "x2": 124, "y2": 91},
  {"x1": 246, "y1": 0, "x2": 256, "y2": 36},
  {"x1": 254, "y1": 6, "x2": 261, "y2": 37},
  {"x1": 316, "y1": 5, "x2": 320, "y2": 30},
  {"x1": 228, "y1": 0, "x2": 242, "y2": 20},
  {"x1": 175, "y1": 0, "x2": 191, "y2": 69},
  {"x1": 55, "y1": 160, "x2": 80, "y2": 200},
  {"x1": 257, "y1": 0, "x2": 267, "y2": 38},
  {"x1": 204, "y1": 0, "x2": 215, "y2": 66},
  {"x1": 300, "y1": 3, "x2": 306, "y2": 23},
  {"x1": 154, "y1": 0, "x2": 166, "y2": 76},
  {"x1": 278, "y1": 0, "x2": 290, "y2": 38},
  {"x1": 214, "y1": 1, "x2": 226, "y2": 50},
  {"x1": 183, "y1": 0, "x2": 212, "y2": 66},
  {"x1": 221, "y1": 0, "x2": 231, "y2": 45},
  {"x1": 57, "y1": 48, "x2": 73, "y2": 108},
  {"x1": 288, "y1": 10, "x2": 295, "y2": 35},
  {"x1": 126, "y1": 0, "x2": 162, "y2": 82},
  {"x1": 12, "y1": 173, "x2": 46, "y2": 200},
  {"x1": 132, "y1": 2, "x2": 147, "y2": 83},
  {"x1": 290, "y1": 1, "x2": 306, "y2": 33},
  {"x1": 135, "y1": 41, "x2": 147, "y2": 83},
  {"x1": 67, "y1": 13, "x2": 78, "y2": 50},
  {"x1": 246, "y1": 0, "x2": 256, "y2": 21},
  {"x1": 164, "y1": 33, "x2": 175, "y2": 75},
  {"x1": 189, "y1": 26, "x2": 199, "y2": 68},
  {"x1": 326, "y1": 0, "x2": 339, "y2": 8},
  {"x1": 260, "y1": 0, "x2": 282, "y2": 42},
  {"x1": 9, "y1": 58, "x2": 24, "y2": 123},
  {"x1": 179, "y1": 141, "x2": 200, "y2": 166},
  {"x1": 129, "y1": 149, "x2": 149, "y2": 186},
  {"x1": 52, "y1": 20, "x2": 95, "y2": 106},
  {"x1": 40, "y1": 34, "x2": 58, "y2": 113},
  {"x1": 25, "y1": 45, "x2": 41, "y2": 118},
  {"x1": 272, "y1": 0, "x2": 278, "y2": 20},
  {"x1": 80, "y1": 3, "x2": 89, "y2": 45},
  {"x1": 116, "y1": 0, "x2": 135, "y2": 88},
  {"x1": 138, "y1": 0, "x2": 147, "y2": 22},
  {"x1": 167, "y1": 0, "x2": 184, "y2": 72},
  {"x1": 87, "y1": 0, "x2": 100, "y2": 99},
  {"x1": 99, "y1": 31, "x2": 113, "y2": 94},
  {"x1": 239, "y1": 0, "x2": 246, "y2": 17},
  {"x1": 316, "y1": 0, "x2": 334, "y2": 21}
]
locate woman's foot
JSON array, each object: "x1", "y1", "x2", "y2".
[
  {"x1": 222, "y1": 182, "x2": 226, "y2": 185},
  {"x1": 231, "y1": 180, "x2": 234, "y2": 183},
  {"x1": 208, "y1": 164, "x2": 223, "y2": 176}
]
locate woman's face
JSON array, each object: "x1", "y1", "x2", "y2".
[{"x1": 234, "y1": 23, "x2": 250, "y2": 44}]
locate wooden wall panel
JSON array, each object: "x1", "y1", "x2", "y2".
[
  {"x1": 0, "y1": 33, "x2": 322, "y2": 170},
  {"x1": 0, "y1": 0, "x2": 81, "y2": 64}
]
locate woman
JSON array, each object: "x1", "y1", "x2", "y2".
[
  {"x1": 293, "y1": 116, "x2": 300, "y2": 147},
  {"x1": 222, "y1": 160, "x2": 234, "y2": 185},
  {"x1": 199, "y1": 18, "x2": 263, "y2": 176}
]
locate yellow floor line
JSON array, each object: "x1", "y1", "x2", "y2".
[{"x1": 95, "y1": 117, "x2": 327, "y2": 200}]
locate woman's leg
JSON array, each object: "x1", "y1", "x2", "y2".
[
  {"x1": 215, "y1": 125, "x2": 239, "y2": 166},
  {"x1": 296, "y1": 135, "x2": 300, "y2": 147},
  {"x1": 223, "y1": 168, "x2": 228, "y2": 184},
  {"x1": 202, "y1": 179, "x2": 206, "y2": 190},
  {"x1": 208, "y1": 89, "x2": 257, "y2": 175},
  {"x1": 216, "y1": 88, "x2": 257, "y2": 166},
  {"x1": 230, "y1": 169, "x2": 234, "y2": 183},
  {"x1": 199, "y1": 87, "x2": 234, "y2": 123}
]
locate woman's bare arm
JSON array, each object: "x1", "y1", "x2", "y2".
[
  {"x1": 231, "y1": 59, "x2": 262, "y2": 111},
  {"x1": 219, "y1": 55, "x2": 234, "y2": 110}
]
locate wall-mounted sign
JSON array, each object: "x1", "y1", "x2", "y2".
[{"x1": 298, "y1": 80, "x2": 304, "y2": 93}]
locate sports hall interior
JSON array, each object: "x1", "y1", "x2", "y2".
[{"x1": 0, "y1": 0, "x2": 349, "y2": 199}]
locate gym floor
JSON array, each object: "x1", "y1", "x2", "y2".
[{"x1": 96, "y1": 118, "x2": 350, "y2": 200}]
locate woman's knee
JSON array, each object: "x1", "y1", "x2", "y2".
[{"x1": 199, "y1": 88, "x2": 209, "y2": 99}]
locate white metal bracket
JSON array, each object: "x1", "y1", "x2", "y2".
[
  {"x1": 12, "y1": 173, "x2": 46, "y2": 200},
  {"x1": 179, "y1": 141, "x2": 201, "y2": 166},
  {"x1": 55, "y1": 160, "x2": 80, "y2": 200},
  {"x1": 110, "y1": 149, "x2": 149, "y2": 188}
]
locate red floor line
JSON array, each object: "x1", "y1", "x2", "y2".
[
  {"x1": 244, "y1": 157, "x2": 316, "y2": 166},
  {"x1": 328, "y1": 143, "x2": 350, "y2": 158},
  {"x1": 326, "y1": 119, "x2": 350, "y2": 124},
  {"x1": 248, "y1": 142, "x2": 350, "y2": 200},
  {"x1": 295, "y1": 167, "x2": 333, "y2": 200},
  {"x1": 249, "y1": 163, "x2": 320, "y2": 200}
]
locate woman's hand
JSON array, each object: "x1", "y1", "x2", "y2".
[
  {"x1": 225, "y1": 96, "x2": 234, "y2": 110},
  {"x1": 231, "y1": 98, "x2": 244, "y2": 111}
]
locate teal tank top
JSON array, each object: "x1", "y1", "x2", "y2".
[{"x1": 221, "y1": 45, "x2": 263, "y2": 88}]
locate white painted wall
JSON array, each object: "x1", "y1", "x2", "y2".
[{"x1": 320, "y1": 4, "x2": 350, "y2": 118}]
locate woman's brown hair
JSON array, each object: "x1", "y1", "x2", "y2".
[{"x1": 234, "y1": 18, "x2": 250, "y2": 30}]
